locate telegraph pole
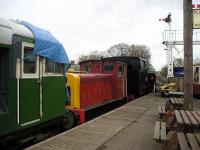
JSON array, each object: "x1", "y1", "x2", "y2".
[{"x1": 183, "y1": 0, "x2": 193, "y2": 110}]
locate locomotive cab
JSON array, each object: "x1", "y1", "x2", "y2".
[{"x1": 0, "y1": 18, "x2": 69, "y2": 147}]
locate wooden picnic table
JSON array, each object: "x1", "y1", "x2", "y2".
[
  {"x1": 164, "y1": 97, "x2": 183, "y2": 115},
  {"x1": 168, "y1": 91, "x2": 184, "y2": 97},
  {"x1": 175, "y1": 110, "x2": 200, "y2": 131},
  {"x1": 169, "y1": 97, "x2": 184, "y2": 110}
]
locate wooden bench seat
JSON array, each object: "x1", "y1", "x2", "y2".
[
  {"x1": 158, "y1": 105, "x2": 166, "y2": 118},
  {"x1": 154, "y1": 121, "x2": 167, "y2": 142},
  {"x1": 177, "y1": 132, "x2": 200, "y2": 150}
]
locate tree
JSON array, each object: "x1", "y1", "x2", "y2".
[
  {"x1": 194, "y1": 58, "x2": 200, "y2": 65},
  {"x1": 78, "y1": 43, "x2": 155, "y2": 71},
  {"x1": 158, "y1": 58, "x2": 184, "y2": 82},
  {"x1": 127, "y1": 44, "x2": 151, "y2": 65},
  {"x1": 107, "y1": 43, "x2": 151, "y2": 65},
  {"x1": 107, "y1": 43, "x2": 129, "y2": 57},
  {"x1": 148, "y1": 63, "x2": 156, "y2": 72},
  {"x1": 159, "y1": 65, "x2": 168, "y2": 82},
  {"x1": 174, "y1": 58, "x2": 184, "y2": 67},
  {"x1": 78, "y1": 51, "x2": 102, "y2": 62}
]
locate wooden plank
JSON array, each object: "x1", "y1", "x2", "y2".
[
  {"x1": 175, "y1": 97, "x2": 180, "y2": 105},
  {"x1": 160, "y1": 122, "x2": 167, "y2": 141},
  {"x1": 195, "y1": 133, "x2": 200, "y2": 144},
  {"x1": 158, "y1": 105, "x2": 162, "y2": 114},
  {"x1": 171, "y1": 98, "x2": 175, "y2": 104},
  {"x1": 175, "y1": 110, "x2": 184, "y2": 125},
  {"x1": 180, "y1": 98, "x2": 184, "y2": 103},
  {"x1": 180, "y1": 110, "x2": 191, "y2": 125},
  {"x1": 186, "y1": 133, "x2": 200, "y2": 150},
  {"x1": 195, "y1": 111, "x2": 200, "y2": 119},
  {"x1": 177, "y1": 98, "x2": 184, "y2": 105},
  {"x1": 161, "y1": 106, "x2": 166, "y2": 114},
  {"x1": 154, "y1": 121, "x2": 160, "y2": 140},
  {"x1": 185, "y1": 111, "x2": 199, "y2": 126},
  {"x1": 173, "y1": 97, "x2": 178, "y2": 104},
  {"x1": 174, "y1": 98, "x2": 180, "y2": 105},
  {"x1": 191, "y1": 111, "x2": 200, "y2": 124},
  {"x1": 177, "y1": 132, "x2": 190, "y2": 150}
]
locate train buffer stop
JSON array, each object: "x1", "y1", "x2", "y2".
[{"x1": 27, "y1": 93, "x2": 191, "y2": 150}]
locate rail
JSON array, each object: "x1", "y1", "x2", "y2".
[{"x1": 162, "y1": 30, "x2": 200, "y2": 42}]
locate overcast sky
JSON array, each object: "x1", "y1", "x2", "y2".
[{"x1": 1, "y1": 0, "x2": 200, "y2": 70}]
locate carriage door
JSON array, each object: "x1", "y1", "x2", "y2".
[
  {"x1": 118, "y1": 64, "x2": 126, "y2": 97},
  {"x1": 19, "y1": 42, "x2": 41, "y2": 126}
]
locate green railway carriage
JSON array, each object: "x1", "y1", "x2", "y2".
[{"x1": 0, "y1": 18, "x2": 69, "y2": 145}]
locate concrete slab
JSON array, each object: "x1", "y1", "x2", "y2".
[
  {"x1": 26, "y1": 93, "x2": 169, "y2": 150},
  {"x1": 101, "y1": 110, "x2": 163, "y2": 150}
]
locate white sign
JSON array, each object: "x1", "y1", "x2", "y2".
[{"x1": 193, "y1": 9, "x2": 200, "y2": 29}]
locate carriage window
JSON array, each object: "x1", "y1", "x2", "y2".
[
  {"x1": 104, "y1": 65, "x2": 114, "y2": 72},
  {"x1": 23, "y1": 47, "x2": 36, "y2": 74},
  {"x1": 45, "y1": 59, "x2": 63, "y2": 74},
  {"x1": 194, "y1": 67, "x2": 199, "y2": 82}
]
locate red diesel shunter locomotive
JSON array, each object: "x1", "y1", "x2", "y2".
[{"x1": 65, "y1": 60, "x2": 127, "y2": 127}]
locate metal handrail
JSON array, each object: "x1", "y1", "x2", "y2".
[{"x1": 163, "y1": 30, "x2": 200, "y2": 42}]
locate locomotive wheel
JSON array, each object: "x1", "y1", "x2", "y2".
[{"x1": 62, "y1": 111, "x2": 76, "y2": 130}]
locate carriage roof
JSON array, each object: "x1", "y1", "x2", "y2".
[{"x1": 0, "y1": 18, "x2": 34, "y2": 45}]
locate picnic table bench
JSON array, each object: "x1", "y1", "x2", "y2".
[
  {"x1": 158, "y1": 105, "x2": 166, "y2": 118},
  {"x1": 154, "y1": 121, "x2": 167, "y2": 142},
  {"x1": 177, "y1": 132, "x2": 200, "y2": 150}
]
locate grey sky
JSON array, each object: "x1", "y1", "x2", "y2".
[{"x1": 1, "y1": 0, "x2": 199, "y2": 70}]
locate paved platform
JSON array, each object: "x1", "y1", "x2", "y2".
[{"x1": 27, "y1": 93, "x2": 167, "y2": 150}]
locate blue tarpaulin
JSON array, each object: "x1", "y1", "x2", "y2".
[{"x1": 21, "y1": 21, "x2": 69, "y2": 64}]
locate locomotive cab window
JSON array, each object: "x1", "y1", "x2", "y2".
[
  {"x1": 83, "y1": 66, "x2": 91, "y2": 72},
  {"x1": 118, "y1": 65, "x2": 124, "y2": 77},
  {"x1": 104, "y1": 64, "x2": 114, "y2": 72},
  {"x1": 140, "y1": 60, "x2": 145, "y2": 71},
  {"x1": 45, "y1": 59, "x2": 63, "y2": 74},
  {"x1": 22, "y1": 43, "x2": 39, "y2": 78}
]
